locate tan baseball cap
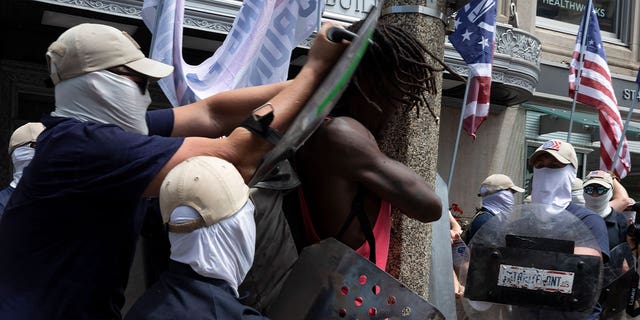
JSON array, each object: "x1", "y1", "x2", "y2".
[
  {"x1": 46, "y1": 23, "x2": 173, "y2": 85},
  {"x1": 478, "y1": 174, "x2": 524, "y2": 197},
  {"x1": 583, "y1": 170, "x2": 613, "y2": 189},
  {"x1": 160, "y1": 156, "x2": 249, "y2": 233},
  {"x1": 529, "y1": 139, "x2": 578, "y2": 168},
  {"x1": 571, "y1": 177, "x2": 584, "y2": 191},
  {"x1": 8, "y1": 122, "x2": 45, "y2": 155}
]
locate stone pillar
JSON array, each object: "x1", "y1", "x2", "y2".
[{"x1": 378, "y1": 0, "x2": 446, "y2": 299}]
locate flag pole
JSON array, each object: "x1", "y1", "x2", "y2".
[
  {"x1": 610, "y1": 88, "x2": 637, "y2": 173},
  {"x1": 447, "y1": 72, "x2": 472, "y2": 194},
  {"x1": 567, "y1": 0, "x2": 593, "y2": 143}
]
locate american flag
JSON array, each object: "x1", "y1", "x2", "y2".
[
  {"x1": 568, "y1": 1, "x2": 630, "y2": 179},
  {"x1": 448, "y1": 0, "x2": 497, "y2": 138}
]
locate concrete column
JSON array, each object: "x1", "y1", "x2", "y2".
[{"x1": 378, "y1": 0, "x2": 446, "y2": 299}]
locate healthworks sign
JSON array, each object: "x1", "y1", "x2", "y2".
[{"x1": 536, "y1": 0, "x2": 616, "y2": 33}]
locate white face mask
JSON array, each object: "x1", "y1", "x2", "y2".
[
  {"x1": 10, "y1": 145, "x2": 36, "y2": 188},
  {"x1": 531, "y1": 166, "x2": 575, "y2": 214},
  {"x1": 482, "y1": 190, "x2": 515, "y2": 215},
  {"x1": 584, "y1": 188, "x2": 613, "y2": 217},
  {"x1": 169, "y1": 201, "x2": 256, "y2": 297},
  {"x1": 52, "y1": 70, "x2": 151, "y2": 135}
]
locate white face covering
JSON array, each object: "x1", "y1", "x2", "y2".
[
  {"x1": 169, "y1": 201, "x2": 256, "y2": 297},
  {"x1": 571, "y1": 189, "x2": 586, "y2": 206},
  {"x1": 531, "y1": 166, "x2": 575, "y2": 214},
  {"x1": 52, "y1": 70, "x2": 151, "y2": 135},
  {"x1": 482, "y1": 189, "x2": 515, "y2": 215},
  {"x1": 10, "y1": 145, "x2": 36, "y2": 188},
  {"x1": 584, "y1": 188, "x2": 613, "y2": 218}
]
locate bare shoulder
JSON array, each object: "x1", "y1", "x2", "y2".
[{"x1": 317, "y1": 117, "x2": 377, "y2": 150}]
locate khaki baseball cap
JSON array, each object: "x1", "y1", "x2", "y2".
[
  {"x1": 478, "y1": 174, "x2": 524, "y2": 197},
  {"x1": 160, "y1": 156, "x2": 249, "y2": 233},
  {"x1": 583, "y1": 170, "x2": 613, "y2": 189},
  {"x1": 529, "y1": 139, "x2": 578, "y2": 168},
  {"x1": 8, "y1": 122, "x2": 45, "y2": 155},
  {"x1": 46, "y1": 23, "x2": 173, "y2": 85}
]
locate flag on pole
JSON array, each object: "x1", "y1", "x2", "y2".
[
  {"x1": 448, "y1": 0, "x2": 497, "y2": 138},
  {"x1": 568, "y1": 2, "x2": 630, "y2": 179},
  {"x1": 142, "y1": 0, "x2": 323, "y2": 106}
]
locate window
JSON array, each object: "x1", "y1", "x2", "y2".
[{"x1": 536, "y1": 0, "x2": 632, "y2": 44}]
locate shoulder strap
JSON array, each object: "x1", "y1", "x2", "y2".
[{"x1": 336, "y1": 188, "x2": 376, "y2": 264}]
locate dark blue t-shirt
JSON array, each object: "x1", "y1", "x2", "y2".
[
  {"x1": 0, "y1": 109, "x2": 183, "y2": 320},
  {"x1": 566, "y1": 203, "x2": 611, "y2": 262}
]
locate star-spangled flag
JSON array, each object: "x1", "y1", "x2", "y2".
[
  {"x1": 568, "y1": 1, "x2": 630, "y2": 179},
  {"x1": 448, "y1": 0, "x2": 497, "y2": 138},
  {"x1": 142, "y1": 0, "x2": 322, "y2": 106}
]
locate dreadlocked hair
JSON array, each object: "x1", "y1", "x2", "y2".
[{"x1": 346, "y1": 19, "x2": 445, "y2": 122}]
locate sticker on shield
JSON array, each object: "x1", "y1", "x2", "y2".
[
  {"x1": 497, "y1": 264, "x2": 575, "y2": 294},
  {"x1": 248, "y1": 5, "x2": 380, "y2": 187}
]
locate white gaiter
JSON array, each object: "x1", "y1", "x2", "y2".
[
  {"x1": 584, "y1": 188, "x2": 613, "y2": 218},
  {"x1": 531, "y1": 166, "x2": 575, "y2": 214},
  {"x1": 10, "y1": 145, "x2": 36, "y2": 188},
  {"x1": 169, "y1": 201, "x2": 256, "y2": 297},
  {"x1": 52, "y1": 70, "x2": 151, "y2": 135}
]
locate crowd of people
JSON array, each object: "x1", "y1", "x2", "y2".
[{"x1": 0, "y1": 10, "x2": 638, "y2": 320}]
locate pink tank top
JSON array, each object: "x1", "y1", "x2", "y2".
[{"x1": 298, "y1": 187, "x2": 392, "y2": 271}]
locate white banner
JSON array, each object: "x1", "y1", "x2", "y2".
[{"x1": 142, "y1": 0, "x2": 323, "y2": 106}]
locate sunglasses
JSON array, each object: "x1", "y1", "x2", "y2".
[
  {"x1": 108, "y1": 67, "x2": 149, "y2": 94},
  {"x1": 583, "y1": 185, "x2": 610, "y2": 196}
]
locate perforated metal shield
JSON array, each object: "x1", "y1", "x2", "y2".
[
  {"x1": 248, "y1": 5, "x2": 380, "y2": 187},
  {"x1": 268, "y1": 238, "x2": 444, "y2": 320}
]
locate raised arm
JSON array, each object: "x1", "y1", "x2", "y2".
[
  {"x1": 144, "y1": 23, "x2": 347, "y2": 195},
  {"x1": 610, "y1": 178, "x2": 635, "y2": 212},
  {"x1": 329, "y1": 117, "x2": 442, "y2": 223},
  {"x1": 171, "y1": 81, "x2": 292, "y2": 138}
]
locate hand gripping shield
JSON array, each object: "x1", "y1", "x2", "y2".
[
  {"x1": 268, "y1": 238, "x2": 444, "y2": 320},
  {"x1": 247, "y1": 5, "x2": 380, "y2": 187},
  {"x1": 461, "y1": 204, "x2": 603, "y2": 320}
]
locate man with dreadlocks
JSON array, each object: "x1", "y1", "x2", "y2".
[{"x1": 283, "y1": 18, "x2": 444, "y2": 271}]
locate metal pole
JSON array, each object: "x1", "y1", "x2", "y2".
[
  {"x1": 610, "y1": 87, "x2": 637, "y2": 173},
  {"x1": 447, "y1": 70, "x2": 472, "y2": 195},
  {"x1": 567, "y1": 0, "x2": 593, "y2": 143}
]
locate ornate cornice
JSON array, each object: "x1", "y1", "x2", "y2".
[
  {"x1": 444, "y1": 23, "x2": 541, "y2": 104},
  {"x1": 495, "y1": 26, "x2": 542, "y2": 66}
]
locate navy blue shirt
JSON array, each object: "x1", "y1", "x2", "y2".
[
  {"x1": 566, "y1": 203, "x2": 611, "y2": 262},
  {"x1": 464, "y1": 208, "x2": 494, "y2": 244},
  {"x1": 0, "y1": 186, "x2": 13, "y2": 219},
  {"x1": 125, "y1": 261, "x2": 269, "y2": 320},
  {"x1": 0, "y1": 109, "x2": 182, "y2": 320},
  {"x1": 603, "y1": 209, "x2": 628, "y2": 250}
]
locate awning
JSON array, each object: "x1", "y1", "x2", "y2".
[{"x1": 523, "y1": 103, "x2": 640, "y2": 138}]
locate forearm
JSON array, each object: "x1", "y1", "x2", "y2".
[{"x1": 171, "y1": 81, "x2": 291, "y2": 138}]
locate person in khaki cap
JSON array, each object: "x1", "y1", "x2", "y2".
[
  {"x1": 528, "y1": 139, "x2": 610, "y2": 319},
  {"x1": 0, "y1": 122, "x2": 45, "y2": 216},
  {"x1": 528, "y1": 139, "x2": 609, "y2": 260},
  {"x1": 463, "y1": 174, "x2": 524, "y2": 243},
  {"x1": 0, "y1": 22, "x2": 347, "y2": 319},
  {"x1": 125, "y1": 156, "x2": 267, "y2": 320},
  {"x1": 583, "y1": 170, "x2": 628, "y2": 249}
]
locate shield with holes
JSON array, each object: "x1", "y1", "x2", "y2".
[
  {"x1": 268, "y1": 238, "x2": 444, "y2": 320},
  {"x1": 461, "y1": 204, "x2": 603, "y2": 319},
  {"x1": 247, "y1": 4, "x2": 380, "y2": 187}
]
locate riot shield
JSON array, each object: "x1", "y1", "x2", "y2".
[
  {"x1": 460, "y1": 204, "x2": 603, "y2": 320},
  {"x1": 599, "y1": 242, "x2": 634, "y2": 320},
  {"x1": 269, "y1": 238, "x2": 444, "y2": 320},
  {"x1": 247, "y1": 4, "x2": 380, "y2": 187}
]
